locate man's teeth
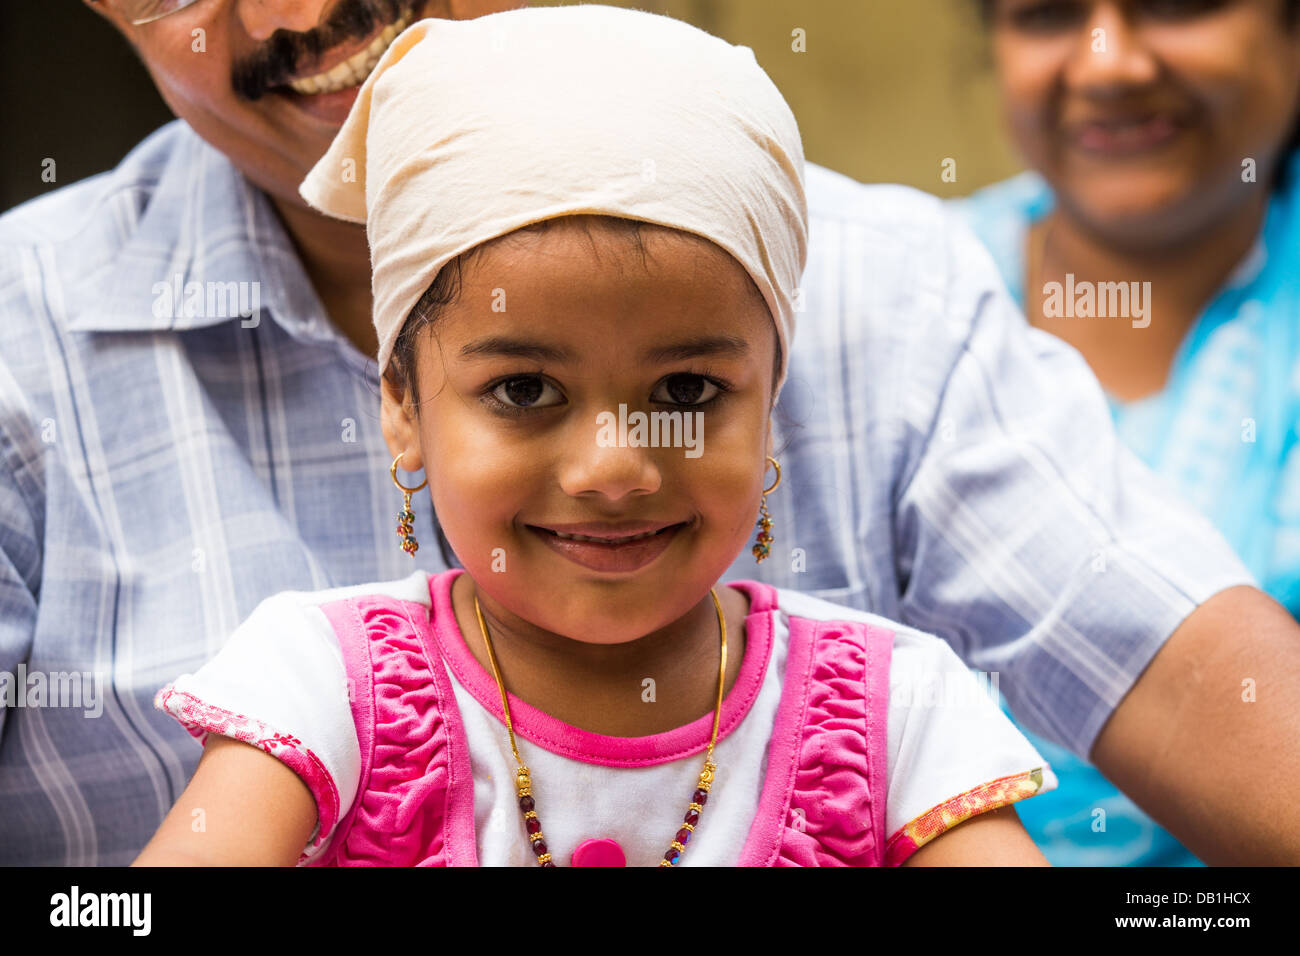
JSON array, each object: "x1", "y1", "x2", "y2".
[
  {"x1": 550, "y1": 528, "x2": 669, "y2": 544},
  {"x1": 288, "y1": 12, "x2": 412, "y2": 95}
]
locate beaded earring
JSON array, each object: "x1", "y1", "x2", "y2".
[
  {"x1": 390, "y1": 452, "x2": 428, "y2": 556},
  {"x1": 752, "y1": 456, "x2": 781, "y2": 563}
]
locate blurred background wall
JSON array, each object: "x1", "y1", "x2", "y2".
[{"x1": 1, "y1": 0, "x2": 1024, "y2": 212}]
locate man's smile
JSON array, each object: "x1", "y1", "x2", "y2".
[
  {"x1": 281, "y1": 3, "x2": 417, "y2": 94},
  {"x1": 235, "y1": 0, "x2": 434, "y2": 124}
]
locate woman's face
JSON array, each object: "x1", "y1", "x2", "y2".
[
  {"x1": 989, "y1": 0, "x2": 1300, "y2": 243},
  {"x1": 382, "y1": 217, "x2": 777, "y2": 644}
]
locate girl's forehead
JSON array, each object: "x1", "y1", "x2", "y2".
[
  {"x1": 458, "y1": 217, "x2": 768, "y2": 308},
  {"x1": 421, "y1": 216, "x2": 776, "y2": 362},
  {"x1": 435, "y1": 265, "x2": 771, "y2": 362},
  {"x1": 470, "y1": 216, "x2": 721, "y2": 269}
]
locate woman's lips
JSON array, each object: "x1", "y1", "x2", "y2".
[
  {"x1": 1068, "y1": 113, "x2": 1185, "y2": 156},
  {"x1": 527, "y1": 521, "x2": 690, "y2": 574}
]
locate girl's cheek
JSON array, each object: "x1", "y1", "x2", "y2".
[
  {"x1": 419, "y1": 415, "x2": 529, "y2": 540},
  {"x1": 689, "y1": 425, "x2": 765, "y2": 528}
]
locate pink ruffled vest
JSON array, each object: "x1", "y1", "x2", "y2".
[{"x1": 309, "y1": 569, "x2": 894, "y2": 866}]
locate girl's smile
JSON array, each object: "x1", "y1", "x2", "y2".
[{"x1": 526, "y1": 518, "x2": 694, "y2": 574}]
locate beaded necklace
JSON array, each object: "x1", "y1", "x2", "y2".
[{"x1": 472, "y1": 589, "x2": 726, "y2": 867}]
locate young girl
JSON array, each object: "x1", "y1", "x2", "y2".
[{"x1": 135, "y1": 4, "x2": 1055, "y2": 867}]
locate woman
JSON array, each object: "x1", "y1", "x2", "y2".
[{"x1": 952, "y1": 0, "x2": 1300, "y2": 865}]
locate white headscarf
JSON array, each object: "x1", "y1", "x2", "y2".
[{"x1": 299, "y1": 4, "x2": 807, "y2": 393}]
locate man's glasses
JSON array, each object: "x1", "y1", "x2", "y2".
[{"x1": 117, "y1": 0, "x2": 208, "y2": 26}]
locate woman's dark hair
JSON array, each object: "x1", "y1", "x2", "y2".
[
  {"x1": 971, "y1": 0, "x2": 1300, "y2": 192},
  {"x1": 382, "y1": 216, "x2": 795, "y2": 569}
]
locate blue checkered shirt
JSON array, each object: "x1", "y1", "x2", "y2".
[{"x1": 0, "y1": 121, "x2": 1252, "y2": 864}]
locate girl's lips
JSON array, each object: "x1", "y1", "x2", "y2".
[{"x1": 527, "y1": 521, "x2": 690, "y2": 574}]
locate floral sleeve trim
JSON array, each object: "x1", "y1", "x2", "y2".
[
  {"x1": 154, "y1": 685, "x2": 341, "y2": 866},
  {"x1": 883, "y1": 767, "x2": 1050, "y2": 866}
]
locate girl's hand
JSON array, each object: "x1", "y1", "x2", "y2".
[
  {"x1": 902, "y1": 804, "x2": 1050, "y2": 867},
  {"x1": 132, "y1": 734, "x2": 318, "y2": 867}
]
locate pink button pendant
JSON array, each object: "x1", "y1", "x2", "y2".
[{"x1": 570, "y1": 838, "x2": 626, "y2": 867}]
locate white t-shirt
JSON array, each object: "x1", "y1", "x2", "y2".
[{"x1": 156, "y1": 570, "x2": 1056, "y2": 865}]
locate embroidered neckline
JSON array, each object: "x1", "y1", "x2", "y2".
[{"x1": 421, "y1": 569, "x2": 778, "y2": 767}]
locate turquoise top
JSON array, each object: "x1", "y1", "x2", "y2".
[{"x1": 950, "y1": 156, "x2": 1300, "y2": 865}]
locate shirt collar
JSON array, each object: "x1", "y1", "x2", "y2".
[{"x1": 67, "y1": 121, "x2": 332, "y2": 343}]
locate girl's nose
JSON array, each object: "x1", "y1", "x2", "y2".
[
  {"x1": 1064, "y1": 2, "x2": 1160, "y2": 93},
  {"x1": 555, "y1": 428, "x2": 664, "y2": 503}
]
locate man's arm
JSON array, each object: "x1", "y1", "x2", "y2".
[{"x1": 1091, "y1": 584, "x2": 1300, "y2": 864}]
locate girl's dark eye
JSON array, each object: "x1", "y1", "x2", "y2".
[
  {"x1": 651, "y1": 373, "x2": 722, "y2": 406},
  {"x1": 490, "y1": 376, "x2": 563, "y2": 409}
]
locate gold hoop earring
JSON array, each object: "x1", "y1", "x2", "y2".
[
  {"x1": 752, "y1": 456, "x2": 781, "y2": 563},
  {"x1": 391, "y1": 452, "x2": 428, "y2": 556}
]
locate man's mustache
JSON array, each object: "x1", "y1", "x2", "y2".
[{"x1": 232, "y1": 0, "x2": 411, "y2": 101}]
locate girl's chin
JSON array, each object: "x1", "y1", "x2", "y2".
[
  {"x1": 519, "y1": 606, "x2": 685, "y2": 645},
  {"x1": 483, "y1": 570, "x2": 731, "y2": 642}
]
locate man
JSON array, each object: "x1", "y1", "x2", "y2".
[{"x1": 0, "y1": 0, "x2": 1295, "y2": 865}]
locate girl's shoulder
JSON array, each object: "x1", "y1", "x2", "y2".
[
  {"x1": 250, "y1": 568, "x2": 438, "y2": 617},
  {"x1": 766, "y1": 585, "x2": 1059, "y2": 863},
  {"x1": 153, "y1": 569, "x2": 441, "y2": 863},
  {"x1": 769, "y1": 585, "x2": 978, "y2": 682},
  {"x1": 158, "y1": 569, "x2": 439, "y2": 717}
]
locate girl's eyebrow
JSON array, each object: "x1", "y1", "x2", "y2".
[
  {"x1": 458, "y1": 337, "x2": 568, "y2": 362},
  {"x1": 458, "y1": 334, "x2": 751, "y2": 363},
  {"x1": 645, "y1": 334, "x2": 751, "y2": 363}
]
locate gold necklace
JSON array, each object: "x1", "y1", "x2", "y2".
[{"x1": 472, "y1": 588, "x2": 727, "y2": 867}]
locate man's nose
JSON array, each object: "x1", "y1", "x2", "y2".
[
  {"x1": 1064, "y1": 2, "x2": 1160, "y2": 94},
  {"x1": 237, "y1": 0, "x2": 334, "y2": 41}
]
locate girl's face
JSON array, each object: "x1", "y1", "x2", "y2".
[
  {"x1": 382, "y1": 217, "x2": 777, "y2": 644},
  {"x1": 989, "y1": 0, "x2": 1300, "y2": 243}
]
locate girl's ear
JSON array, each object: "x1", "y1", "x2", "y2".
[
  {"x1": 380, "y1": 373, "x2": 424, "y2": 472},
  {"x1": 764, "y1": 418, "x2": 775, "y2": 463}
]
